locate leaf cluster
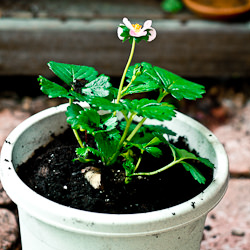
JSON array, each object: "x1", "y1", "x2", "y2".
[{"x1": 39, "y1": 61, "x2": 213, "y2": 185}]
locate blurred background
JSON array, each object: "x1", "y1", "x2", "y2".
[{"x1": 0, "y1": 0, "x2": 250, "y2": 249}]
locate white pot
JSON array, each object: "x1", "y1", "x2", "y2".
[{"x1": 0, "y1": 103, "x2": 229, "y2": 250}]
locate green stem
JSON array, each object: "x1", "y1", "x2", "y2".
[
  {"x1": 157, "y1": 90, "x2": 168, "y2": 103},
  {"x1": 125, "y1": 90, "x2": 169, "y2": 143},
  {"x1": 126, "y1": 117, "x2": 147, "y2": 142},
  {"x1": 68, "y1": 95, "x2": 84, "y2": 148},
  {"x1": 116, "y1": 38, "x2": 136, "y2": 104},
  {"x1": 121, "y1": 75, "x2": 136, "y2": 96},
  {"x1": 73, "y1": 129, "x2": 84, "y2": 148},
  {"x1": 134, "y1": 152, "x2": 143, "y2": 172},
  {"x1": 106, "y1": 113, "x2": 136, "y2": 166},
  {"x1": 132, "y1": 157, "x2": 194, "y2": 177},
  {"x1": 118, "y1": 113, "x2": 136, "y2": 149}
]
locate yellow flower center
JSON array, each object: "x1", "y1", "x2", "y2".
[{"x1": 132, "y1": 24, "x2": 142, "y2": 33}]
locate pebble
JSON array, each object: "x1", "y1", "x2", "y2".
[{"x1": 231, "y1": 229, "x2": 245, "y2": 237}]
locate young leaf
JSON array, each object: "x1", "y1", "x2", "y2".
[
  {"x1": 75, "y1": 147, "x2": 101, "y2": 163},
  {"x1": 182, "y1": 162, "x2": 206, "y2": 184},
  {"x1": 154, "y1": 67, "x2": 205, "y2": 100},
  {"x1": 76, "y1": 147, "x2": 101, "y2": 158},
  {"x1": 145, "y1": 146, "x2": 162, "y2": 158},
  {"x1": 38, "y1": 76, "x2": 69, "y2": 98},
  {"x1": 48, "y1": 61, "x2": 98, "y2": 86},
  {"x1": 122, "y1": 160, "x2": 136, "y2": 177}
]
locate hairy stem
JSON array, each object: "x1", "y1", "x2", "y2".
[{"x1": 116, "y1": 38, "x2": 136, "y2": 104}]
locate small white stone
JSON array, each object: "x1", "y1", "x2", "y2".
[{"x1": 82, "y1": 167, "x2": 101, "y2": 189}]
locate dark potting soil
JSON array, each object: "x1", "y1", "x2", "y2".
[{"x1": 17, "y1": 128, "x2": 213, "y2": 214}]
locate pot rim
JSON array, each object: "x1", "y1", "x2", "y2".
[{"x1": 0, "y1": 103, "x2": 229, "y2": 236}]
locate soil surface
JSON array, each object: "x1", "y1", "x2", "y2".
[
  {"x1": 192, "y1": 0, "x2": 248, "y2": 8},
  {"x1": 17, "y1": 127, "x2": 213, "y2": 214}
]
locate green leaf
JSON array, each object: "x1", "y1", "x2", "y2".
[
  {"x1": 122, "y1": 160, "x2": 136, "y2": 176},
  {"x1": 75, "y1": 147, "x2": 101, "y2": 163},
  {"x1": 132, "y1": 133, "x2": 155, "y2": 145},
  {"x1": 121, "y1": 149, "x2": 136, "y2": 163},
  {"x1": 123, "y1": 98, "x2": 176, "y2": 121},
  {"x1": 182, "y1": 162, "x2": 206, "y2": 184},
  {"x1": 145, "y1": 125, "x2": 176, "y2": 136},
  {"x1": 197, "y1": 157, "x2": 214, "y2": 169},
  {"x1": 169, "y1": 144, "x2": 198, "y2": 160},
  {"x1": 144, "y1": 137, "x2": 162, "y2": 147},
  {"x1": 65, "y1": 103, "x2": 84, "y2": 129},
  {"x1": 38, "y1": 76, "x2": 69, "y2": 98},
  {"x1": 48, "y1": 61, "x2": 98, "y2": 86},
  {"x1": 145, "y1": 147, "x2": 162, "y2": 158},
  {"x1": 94, "y1": 133, "x2": 117, "y2": 164},
  {"x1": 82, "y1": 75, "x2": 111, "y2": 97},
  {"x1": 76, "y1": 147, "x2": 101, "y2": 157},
  {"x1": 69, "y1": 89, "x2": 90, "y2": 102},
  {"x1": 89, "y1": 97, "x2": 124, "y2": 112},
  {"x1": 123, "y1": 81, "x2": 159, "y2": 96},
  {"x1": 101, "y1": 115, "x2": 118, "y2": 132},
  {"x1": 77, "y1": 109, "x2": 100, "y2": 133},
  {"x1": 124, "y1": 63, "x2": 160, "y2": 95},
  {"x1": 66, "y1": 105, "x2": 102, "y2": 133},
  {"x1": 105, "y1": 129, "x2": 121, "y2": 141},
  {"x1": 154, "y1": 67, "x2": 205, "y2": 100},
  {"x1": 168, "y1": 143, "x2": 214, "y2": 184}
]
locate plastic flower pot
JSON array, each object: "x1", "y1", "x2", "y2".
[{"x1": 0, "y1": 103, "x2": 229, "y2": 250}]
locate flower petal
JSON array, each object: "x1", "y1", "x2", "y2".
[
  {"x1": 147, "y1": 28, "x2": 157, "y2": 42},
  {"x1": 123, "y1": 17, "x2": 134, "y2": 30},
  {"x1": 117, "y1": 26, "x2": 124, "y2": 40},
  {"x1": 129, "y1": 29, "x2": 147, "y2": 37},
  {"x1": 142, "y1": 20, "x2": 152, "y2": 30}
]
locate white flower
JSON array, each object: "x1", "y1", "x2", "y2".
[{"x1": 117, "y1": 17, "x2": 156, "y2": 42}]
